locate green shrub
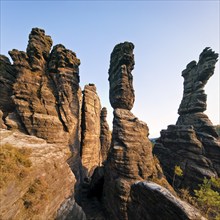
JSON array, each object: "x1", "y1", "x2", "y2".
[
  {"x1": 194, "y1": 177, "x2": 220, "y2": 219},
  {"x1": 172, "y1": 165, "x2": 183, "y2": 188}
]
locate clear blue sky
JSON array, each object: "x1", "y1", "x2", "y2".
[{"x1": 1, "y1": 0, "x2": 219, "y2": 137}]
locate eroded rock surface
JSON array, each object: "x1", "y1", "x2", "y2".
[
  {"x1": 0, "y1": 55, "x2": 16, "y2": 117},
  {"x1": 154, "y1": 48, "x2": 220, "y2": 192},
  {"x1": 81, "y1": 84, "x2": 102, "y2": 176},
  {"x1": 128, "y1": 181, "x2": 206, "y2": 220},
  {"x1": 103, "y1": 109, "x2": 164, "y2": 219},
  {"x1": 108, "y1": 42, "x2": 135, "y2": 110},
  {"x1": 103, "y1": 42, "x2": 173, "y2": 220},
  {"x1": 8, "y1": 28, "x2": 82, "y2": 145},
  {"x1": 0, "y1": 129, "x2": 86, "y2": 220},
  {"x1": 100, "y1": 107, "x2": 111, "y2": 162},
  {"x1": 0, "y1": 28, "x2": 84, "y2": 219}
]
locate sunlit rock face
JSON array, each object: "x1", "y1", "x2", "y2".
[
  {"x1": 108, "y1": 42, "x2": 135, "y2": 110},
  {"x1": 178, "y1": 47, "x2": 218, "y2": 115},
  {"x1": 81, "y1": 84, "x2": 102, "y2": 176},
  {"x1": 103, "y1": 42, "x2": 173, "y2": 220},
  {"x1": 154, "y1": 48, "x2": 220, "y2": 192},
  {"x1": 100, "y1": 107, "x2": 111, "y2": 162},
  {"x1": 7, "y1": 28, "x2": 82, "y2": 146},
  {"x1": 0, "y1": 28, "x2": 84, "y2": 219},
  {"x1": 0, "y1": 129, "x2": 86, "y2": 220}
]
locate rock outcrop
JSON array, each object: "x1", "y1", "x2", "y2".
[
  {"x1": 128, "y1": 181, "x2": 206, "y2": 220},
  {"x1": 100, "y1": 107, "x2": 111, "y2": 162},
  {"x1": 8, "y1": 28, "x2": 82, "y2": 146},
  {"x1": 81, "y1": 84, "x2": 102, "y2": 176},
  {"x1": 154, "y1": 48, "x2": 220, "y2": 191},
  {"x1": 0, "y1": 55, "x2": 16, "y2": 116},
  {"x1": 0, "y1": 129, "x2": 86, "y2": 220},
  {"x1": 103, "y1": 108, "x2": 166, "y2": 219},
  {"x1": 103, "y1": 42, "x2": 178, "y2": 220},
  {"x1": 0, "y1": 28, "x2": 84, "y2": 219},
  {"x1": 108, "y1": 42, "x2": 135, "y2": 110}
]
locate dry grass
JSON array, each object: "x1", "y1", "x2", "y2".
[
  {"x1": 0, "y1": 143, "x2": 32, "y2": 188},
  {"x1": 22, "y1": 177, "x2": 49, "y2": 214}
]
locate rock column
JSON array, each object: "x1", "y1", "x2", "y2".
[
  {"x1": 100, "y1": 107, "x2": 111, "y2": 162},
  {"x1": 103, "y1": 42, "x2": 163, "y2": 220},
  {"x1": 81, "y1": 84, "x2": 102, "y2": 177},
  {"x1": 153, "y1": 48, "x2": 220, "y2": 191}
]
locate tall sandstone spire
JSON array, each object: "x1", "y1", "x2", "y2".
[
  {"x1": 154, "y1": 48, "x2": 220, "y2": 192},
  {"x1": 102, "y1": 42, "x2": 196, "y2": 220}
]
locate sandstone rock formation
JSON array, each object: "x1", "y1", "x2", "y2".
[
  {"x1": 103, "y1": 42, "x2": 180, "y2": 220},
  {"x1": 154, "y1": 48, "x2": 220, "y2": 191},
  {"x1": 103, "y1": 109, "x2": 166, "y2": 219},
  {"x1": 8, "y1": 28, "x2": 82, "y2": 146},
  {"x1": 100, "y1": 107, "x2": 111, "y2": 162},
  {"x1": 0, "y1": 28, "x2": 84, "y2": 219},
  {"x1": 81, "y1": 84, "x2": 102, "y2": 177},
  {"x1": 128, "y1": 181, "x2": 206, "y2": 220},
  {"x1": 0, "y1": 129, "x2": 86, "y2": 220},
  {"x1": 108, "y1": 42, "x2": 135, "y2": 110},
  {"x1": 0, "y1": 55, "x2": 16, "y2": 116}
]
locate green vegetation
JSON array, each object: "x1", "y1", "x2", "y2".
[
  {"x1": 194, "y1": 177, "x2": 220, "y2": 219},
  {"x1": 0, "y1": 143, "x2": 32, "y2": 188},
  {"x1": 178, "y1": 177, "x2": 220, "y2": 219},
  {"x1": 172, "y1": 165, "x2": 183, "y2": 188}
]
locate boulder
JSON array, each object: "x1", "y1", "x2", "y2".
[{"x1": 128, "y1": 181, "x2": 206, "y2": 220}]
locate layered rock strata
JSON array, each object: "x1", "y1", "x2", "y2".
[
  {"x1": 103, "y1": 109, "x2": 165, "y2": 219},
  {"x1": 108, "y1": 42, "x2": 135, "y2": 110},
  {"x1": 103, "y1": 42, "x2": 175, "y2": 220},
  {"x1": 128, "y1": 181, "x2": 206, "y2": 220},
  {"x1": 100, "y1": 107, "x2": 111, "y2": 162},
  {"x1": 81, "y1": 84, "x2": 102, "y2": 176},
  {"x1": 8, "y1": 28, "x2": 82, "y2": 146},
  {"x1": 0, "y1": 28, "x2": 83, "y2": 219},
  {"x1": 0, "y1": 55, "x2": 16, "y2": 115},
  {"x1": 154, "y1": 48, "x2": 220, "y2": 191},
  {"x1": 0, "y1": 129, "x2": 86, "y2": 220}
]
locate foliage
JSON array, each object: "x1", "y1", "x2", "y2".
[
  {"x1": 172, "y1": 165, "x2": 183, "y2": 188},
  {"x1": 0, "y1": 143, "x2": 32, "y2": 188},
  {"x1": 194, "y1": 177, "x2": 220, "y2": 219},
  {"x1": 174, "y1": 165, "x2": 183, "y2": 177}
]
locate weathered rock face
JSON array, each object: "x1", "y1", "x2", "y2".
[
  {"x1": 178, "y1": 47, "x2": 218, "y2": 114},
  {"x1": 0, "y1": 55, "x2": 16, "y2": 115},
  {"x1": 154, "y1": 48, "x2": 220, "y2": 192},
  {"x1": 0, "y1": 129, "x2": 86, "y2": 220},
  {"x1": 128, "y1": 181, "x2": 206, "y2": 220},
  {"x1": 0, "y1": 28, "x2": 84, "y2": 219},
  {"x1": 104, "y1": 42, "x2": 173, "y2": 219},
  {"x1": 81, "y1": 84, "x2": 102, "y2": 176},
  {"x1": 154, "y1": 125, "x2": 217, "y2": 190},
  {"x1": 103, "y1": 109, "x2": 161, "y2": 219},
  {"x1": 108, "y1": 42, "x2": 135, "y2": 110},
  {"x1": 8, "y1": 28, "x2": 82, "y2": 146},
  {"x1": 100, "y1": 107, "x2": 111, "y2": 162}
]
